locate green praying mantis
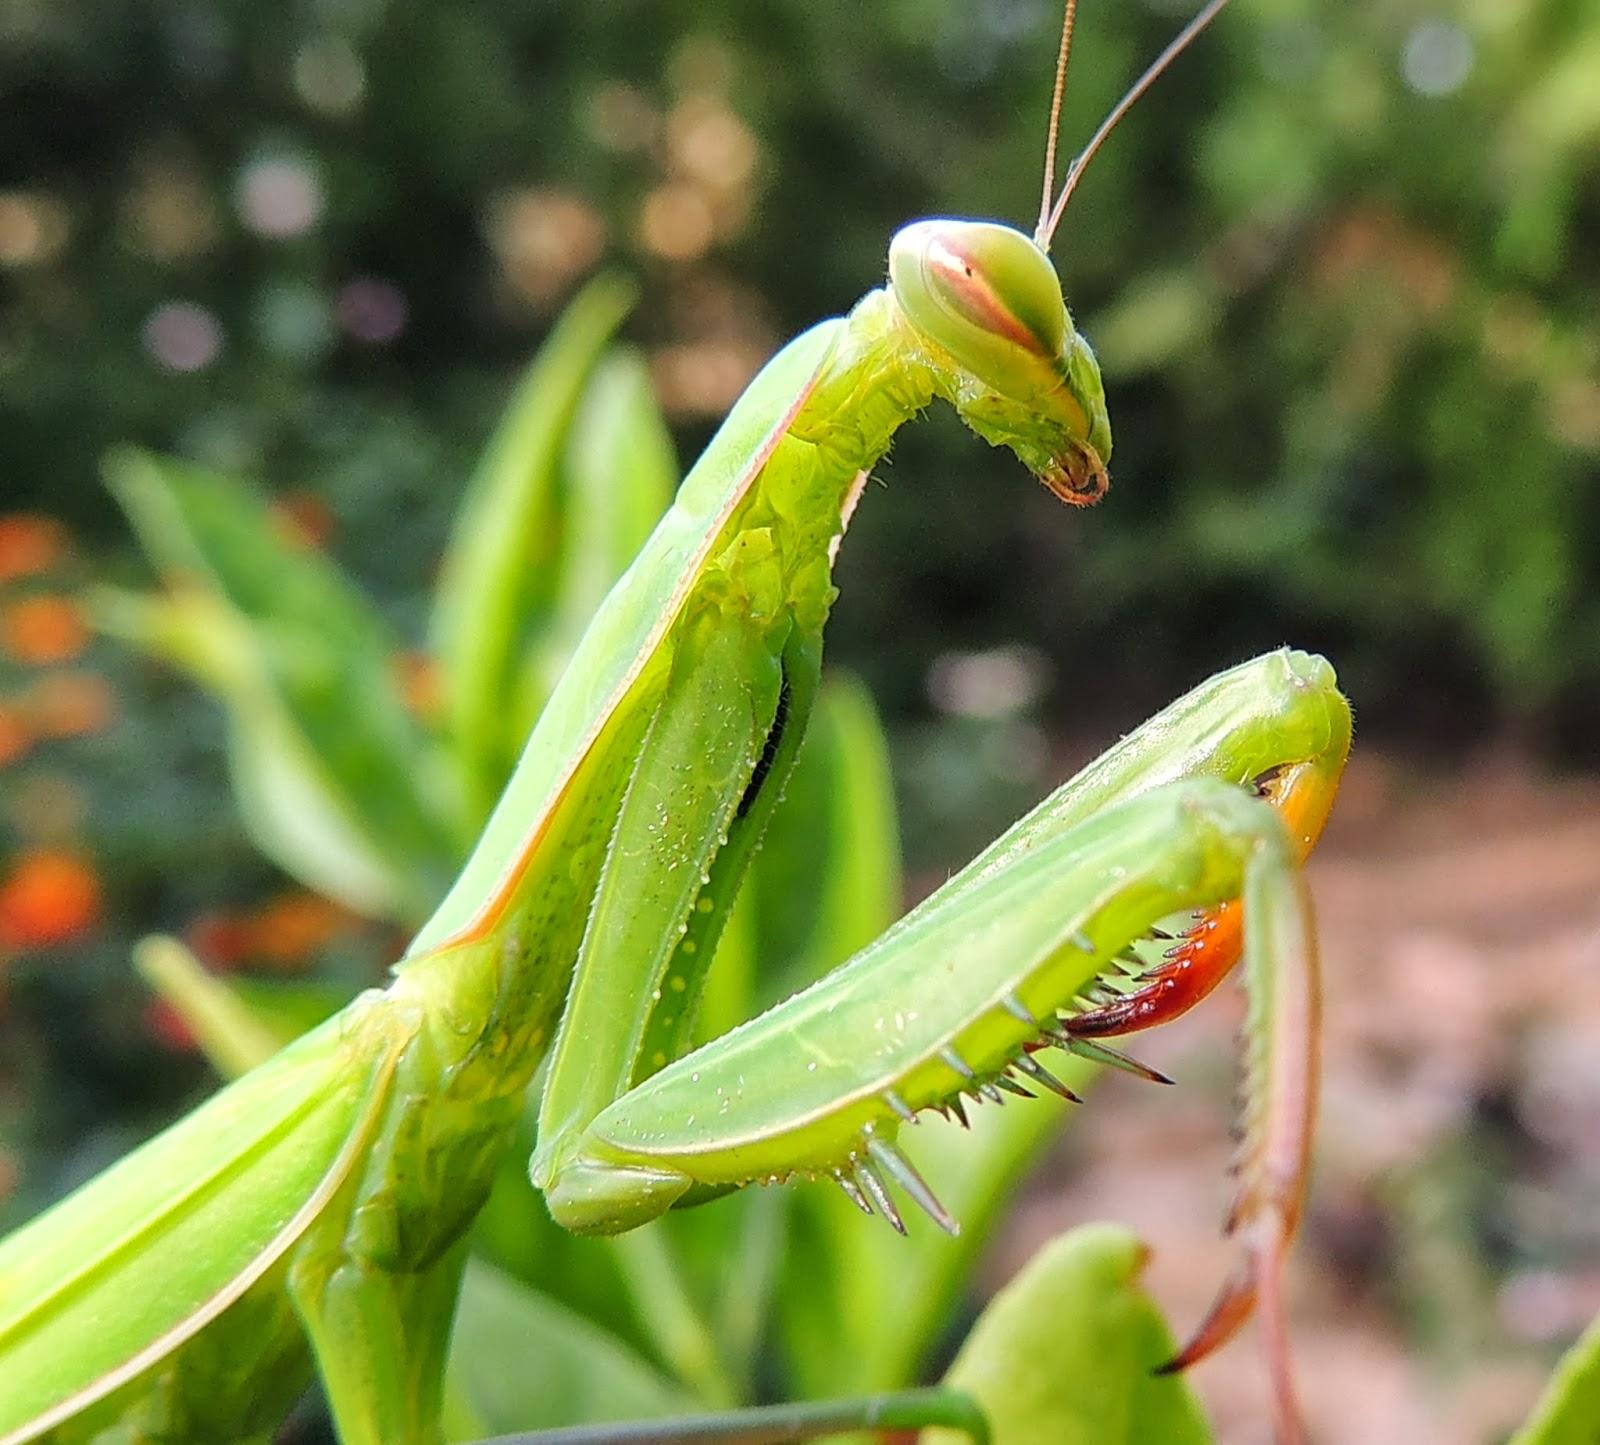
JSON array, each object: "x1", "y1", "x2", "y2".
[{"x1": 0, "y1": 3, "x2": 1352, "y2": 1443}]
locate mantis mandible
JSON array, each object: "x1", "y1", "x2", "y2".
[{"x1": 0, "y1": 3, "x2": 1350, "y2": 1442}]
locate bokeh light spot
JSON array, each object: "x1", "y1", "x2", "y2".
[
  {"x1": 1, "y1": 595, "x2": 90, "y2": 666},
  {"x1": 293, "y1": 36, "x2": 366, "y2": 116},
  {"x1": 26, "y1": 672, "x2": 117, "y2": 740},
  {"x1": 584, "y1": 82, "x2": 658, "y2": 152},
  {"x1": 253, "y1": 280, "x2": 334, "y2": 363},
  {"x1": 0, "y1": 514, "x2": 66, "y2": 581},
  {"x1": 142, "y1": 301, "x2": 224, "y2": 372},
  {"x1": 122, "y1": 156, "x2": 219, "y2": 262},
  {"x1": 1401, "y1": 21, "x2": 1473, "y2": 97},
  {"x1": 235, "y1": 156, "x2": 324, "y2": 239},
  {"x1": 667, "y1": 98, "x2": 758, "y2": 193},
  {"x1": 638, "y1": 183, "x2": 716, "y2": 262},
  {"x1": 336, "y1": 277, "x2": 408, "y2": 344},
  {"x1": 0, "y1": 850, "x2": 101, "y2": 951},
  {"x1": 485, "y1": 188, "x2": 607, "y2": 306},
  {"x1": 0, "y1": 192, "x2": 69, "y2": 268}
]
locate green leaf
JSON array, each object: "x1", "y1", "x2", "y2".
[
  {"x1": 920, "y1": 1224, "x2": 1212, "y2": 1445},
  {"x1": 430, "y1": 274, "x2": 638, "y2": 812},
  {"x1": 777, "y1": 1063, "x2": 1092, "y2": 1398},
  {"x1": 1510, "y1": 1313, "x2": 1600, "y2": 1445},
  {"x1": 515, "y1": 346, "x2": 678, "y2": 734},
  {"x1": 100, "y1": 449, "x2": 463, "y2": 923},
  {"x1": 753, "y1": 672, "x2": 902, "y2": 1001},
  {"x1": 445, "y1": 1259, "x2": 692, "y2": 1439}
]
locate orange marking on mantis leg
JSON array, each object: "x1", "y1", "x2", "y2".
[{"x1": 1068, "y1": 758, "x2": 1340, "y2": 1040}]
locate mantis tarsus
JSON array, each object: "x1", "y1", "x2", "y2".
[{"x1": 0, "y1": 3, "x2": 1351, "y2": 1443}]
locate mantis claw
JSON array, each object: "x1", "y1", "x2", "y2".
[
  {"x1": 1012, "y1": 1050, "x2": 1083, "y2": 1102},
  {"x1": 1160, "y1": 1206, "x2": 1305, "y2": 1445},
  {"x1": 851, "y1": 1158, "x2": 906, "y2": 1234},
  {"x1": 1043, "y1": 1028, "x2": 1174, "y2": 1086},
  {"x1": 832, "y1": 1169, "x2": 875, "y2": 1216},
  {"x1": 865, "y1": 1136, "x2": 959, "y2": 1236}
]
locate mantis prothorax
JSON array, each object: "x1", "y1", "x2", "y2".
[{"x1": 0, "y1": 4, "x2": 1349, "y2": 1443}]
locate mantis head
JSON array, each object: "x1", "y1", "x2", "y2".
[
  {"x1": 885, "y1": 0, "x2": 1237, "y2": 508},
  {"x1": 889, "y1": 217, "x2": 1110, "y2": 506}
]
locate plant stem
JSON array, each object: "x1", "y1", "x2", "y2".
[{"x1": 468, "y1": 1386, "x2": 990, "y2": 1444}]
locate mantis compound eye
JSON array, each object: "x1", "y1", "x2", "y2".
[{"x1": 889, "y1": 219, "x2": 1068, "y2": 396}]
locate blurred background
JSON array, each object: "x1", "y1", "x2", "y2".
[{"x1": 1, "y1": 0, "x2": 1598, "y2": 1440}]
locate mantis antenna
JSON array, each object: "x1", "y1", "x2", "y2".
[
  {"x1": 1037, "y1": 0, "x2": 1235, "y2": 250},
  {"x1": 1033, "y1": 0, "x2": 1081, "y2": 244}
]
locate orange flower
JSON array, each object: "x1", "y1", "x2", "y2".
[
  {"x1": 246, "y1": 892, "x2": 350, "y2": 968},
  {"x1": 393, "y1": 649, "x2": 442, "y2": 722},
  {"x1": 145, "y1": 999, "x2": 196, "y2": 1051},
  {"x1": 0, "y1": 514, "x2": 66, "y2": 581},
  {"x1": 0, "y1": 705, "x2": 32, "y2": 767},
  {"x1": 268, "y1": 491, "x2": 336, "y2": 550},
  {"x1": 186, "y1": 910, "x2": 256, "y2": 971},
  {"x1": 1, "y1": 595, "x2": 90, "y2": 665},
  {"x1": 0, "y1": 849, "x2": 101, "y2": 950},
  {"x1": 25, "y1": 671, "x2": 116, "y2": 738}
]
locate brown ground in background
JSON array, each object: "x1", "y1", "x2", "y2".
[{"x1": 991, "y1": 751, "x2": 1600, "y2": 1445}]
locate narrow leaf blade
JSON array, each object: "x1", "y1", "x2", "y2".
[
  {"x1": 102, "y1": 451, "x2": 462, "y2": 922},
  {"x1": 430, "y1": 274, "x2": 637, "y2": 807}
]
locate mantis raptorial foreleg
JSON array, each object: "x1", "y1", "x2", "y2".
[{"x1": 542, "y1": 648, "x2": 1348, "y2": 1424}]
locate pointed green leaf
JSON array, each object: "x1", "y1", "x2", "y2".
[
  {"x1": 1511, "y1": 1313, "x2": 1600, "y2": 1445},
  {"x1": 430, "y1": 274, "x2": 637, "y2": 810},
  {"x1": 446, "y1": 1259, "x2": 691, "y2": 1439},
  {"x1": 134, "y1": 936, "x2": 286, "y2": 1078},
  {"x1": 516, "y1": 346, "x2": 678, "y2": 735},
  {"x1": 920, "y1": 1224, "x2": 1212, "y2": 1445},
  {"x1": 135, "y1": 934, "x2": 351, "y2": 1079},
  {"x1": 100, "y1": 451, "x2": 463, "y2": 923}
]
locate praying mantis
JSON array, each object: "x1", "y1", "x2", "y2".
[{"x1": 0, "y1": 2, "x2": 1351, "y2": 1442}]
